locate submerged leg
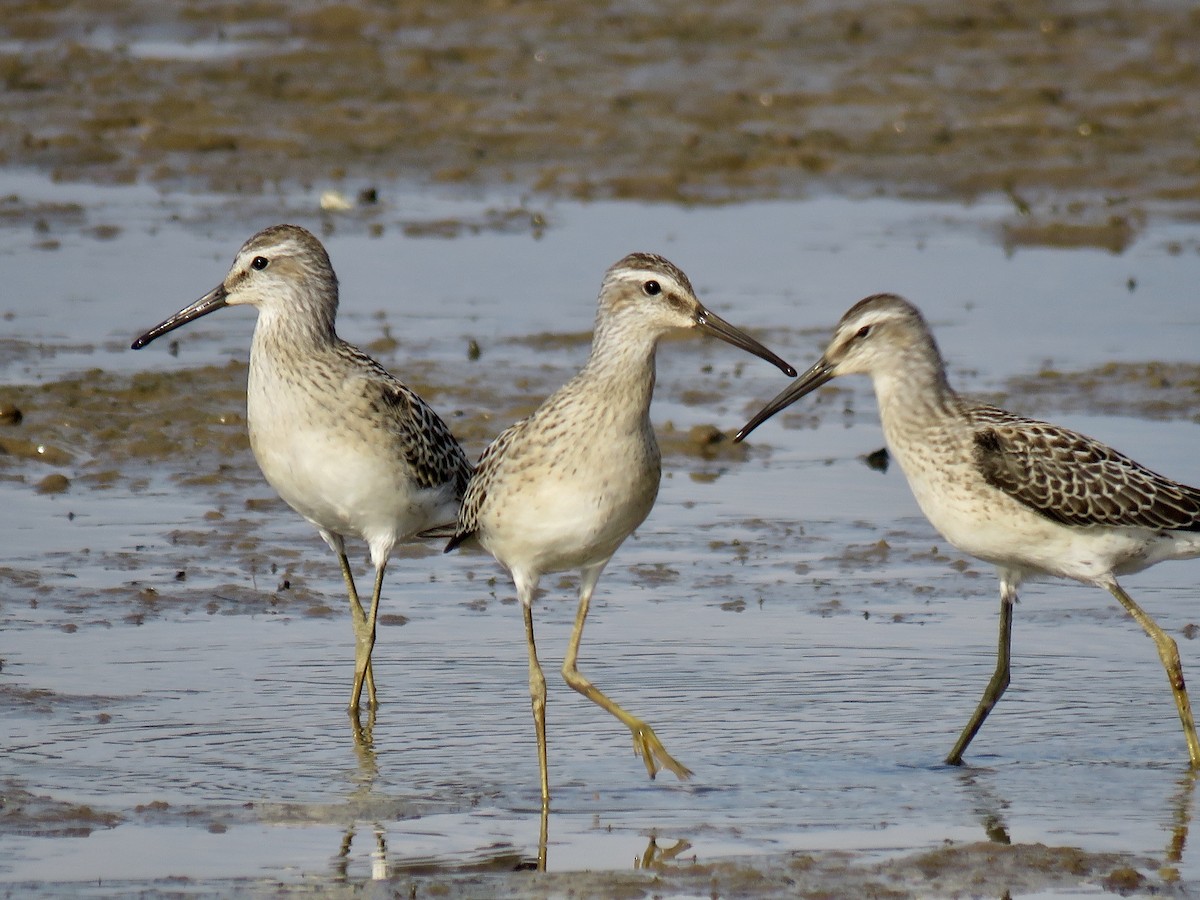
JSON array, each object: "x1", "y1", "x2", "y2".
[
  {"x1": 1106, "y1": 579, "x2": 1200, "y2": 768},
  {"x1": 947, "y1": 573, "x2": 1017, "y2": 765},
  {"x1": 516, "y1": 571, "x2": 550, "y2": 808},
  {"x1": 560, "y1": 562, "x2": 692, "y2": 781},
  {"x1": 337, "y1": 551, "x2": 378, "y2": 714}
]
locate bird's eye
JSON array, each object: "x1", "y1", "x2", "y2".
[
  {"x1": 642, "y1": 280, "x2": 661, "y2": 296},
  {"x1": 251, "y1": 256, "x2": 270, "y2": 271},
  {"x1": 856, "y1": 325, "x2": 871, "y2": 339}
]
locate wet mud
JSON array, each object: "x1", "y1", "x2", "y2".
[
  {"x1": 180, "y1": 843, "x2": 1169, "y2": 899},
  {"x1": 1007, "y1": 361, "x2": 1200, "y2": 423},
  {"x1": 3, "y1": 1, "x2": 1200, "y2": 236},
  {"x1": 491, "y1": 842, "x2": 1166, "y2": 899}
]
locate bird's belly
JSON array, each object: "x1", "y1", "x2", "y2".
[
  {"x1": 480, "y1": 473, "x2": 658, "y2": 577},
  {"x1": 910, "y1": 476, "x2": 1194, "y2": 581},
  {"x1": 250, "y1": 421, "x2": 453, "y2": 545}
]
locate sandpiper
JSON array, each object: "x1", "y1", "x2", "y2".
[
  {"x1": 737, "y1": 293, "x2": 1200, "y2": 767},
  {"x1": 132, "y1": 224, "x2": 471, "y2": 716},
  {"x1": 446, "y1": 252, "x2": 795, "y2": 806}
]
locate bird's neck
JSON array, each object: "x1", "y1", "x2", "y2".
[
  {"x1": 872, "y1": 351, "x2": 958, "y2": 433},
  {"x1": 574, "y1": 320, "x2": 660, "y2": 422},
  {"x1": 251, "y1": 299, "x2": 339, "y2": 361}
]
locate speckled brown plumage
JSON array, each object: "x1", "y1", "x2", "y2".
[
  {"x1": 131, "y1": 223, "x2": 470, "y2": 715},
  {"x1": 737, "y1": 291, "x2": 1200, "y2": 768},
  {"x1": 445, "y1": 251, "x2": 794, "y2": 806},
  {"x1": 970, "y1": 405, "x2": 1200, "y2": 532},
  {"x1": 348, "y1": 343, "x2": 472, "y2": 497}
]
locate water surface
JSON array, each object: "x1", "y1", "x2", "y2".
[{"x1": 3, "y1": 175, "x2": 1200, "y2": 894}]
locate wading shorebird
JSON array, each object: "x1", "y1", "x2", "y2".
[
  {"x1": 132, "y1": 224, "x2": 471, "y2": 716},
  {"x1": 736, "y1": 293, "x2": 1200, "y2": 767},
  {"x1": 446, "y1": 253, "x2": 795, "y2": 806}
]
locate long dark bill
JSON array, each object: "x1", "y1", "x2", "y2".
[
  {"x1": 695, "y1": 306, "x2": 796, "y2": 377},
  {"x1": 130, "y1": 284, "x2": 230, "y2": 350},
  {"x1": 734, "y1": 356, "x2": 836, "y2": 442}
]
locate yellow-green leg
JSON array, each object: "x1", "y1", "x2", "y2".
[
  {"x1": 521, "y1": 597, "x2": 551, "y2": 809},
  {"x1": 1106, "y1": 579, "x2": 1200, "y2": 768},
  {"x1": 352, "y1": 562, "x2": 386, "y2": 713},
  {"x1": 337, "y1": 551, "x2": 380, "y2": 713},
  {"x1": 947, "y1": 576, "x2": 1016, "y2": 766},
  {"x1": 560, "y1": 563, "x2": 692, "y2": 781}
]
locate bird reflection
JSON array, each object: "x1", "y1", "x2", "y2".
[
  {"x1": 1164, "y1": 769, "x2": 1197, "y2": 880},
  {"x1": 953, "y1": 768, "x2": 1011, "y2": 845},
  {"x1": 636, "y1": 834, "x2": 694, "y2": 869},
  {"x1": 333, "y1": 710, "x2": 389, "y2": 881},
  {"x1": 954, "y1": 762, "x2": 1200, "y2": 880},
  {"x1": 331, "y1": 717, "x2": 701, "y2": 878}
]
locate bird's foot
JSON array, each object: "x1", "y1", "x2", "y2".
[{"x1": 629, "y1": 722, "x2": 692, "y2": 781}]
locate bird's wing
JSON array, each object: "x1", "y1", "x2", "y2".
[
  {"x1": 445, "y1": 418, "x2": 526, "y2": 553},
  {"x1": 970, "y1": 405, "x2": 1200, "y2": 531},
  {"x1": 378, "y1": 379, "x2": 473, "y2": 496},
  {"x1": 342, "y1": 343, "x2": 473, "y2": 498}
]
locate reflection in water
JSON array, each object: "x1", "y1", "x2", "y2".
[
  {"x1": 954, "y1": 763, "x2": 1200, "y2": 880},
  {"x1": 527, "y1": 810, "x2": 692, "y2": 873},
  {"x1": 334, "y1": 711, "x2": 389, "y2": 881},
  {"x1": 954, "y1": 768, "x2": 1012, "y2": 845},
  {"x1": 336, "y1": 823, "x2": 388, "y2": 881},
  {"x1": 1165, "y1": 770, "x2": 1197, "y2": 879},
  {"x1": 371, "y1": 827, "x2": 389, "y2": 880},
  {"x1": 635, "y1": 834, "x2": 694, "y2": 869},
  {"x1": 529, "y1": 810, "x2": 693, "y2": 873},
  {"x1": 349, "y1": 709, "x2": 380, "y2": 784}
]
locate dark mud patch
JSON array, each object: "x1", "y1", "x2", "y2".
[
  {"x1": 1006, "y1": 361, "x2": 1200, "y2": 423},
  {"x1": 2, "y1": 1, "x2": 1199, "y2": 235},
  {"x1": 1001, "y1": 208, "x2": 1145, "y2": 255},
  {"x1": 0, "y1": 782, "x2": 121, "y2": 838}
]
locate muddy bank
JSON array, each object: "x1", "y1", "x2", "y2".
[
  {"x1": 3, "y1": 1, "x2": 1200, "y2": 232},
  {"x1": 0, "y1": 838, "x2": 1175, "y2": 898},
  {"x1": 383, "y1": 841, "x2": 1172, "y2": 899}
]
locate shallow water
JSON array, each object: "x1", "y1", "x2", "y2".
[{"x1": 3, "y1": 172, "x2": 1200, "y2": 894}]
